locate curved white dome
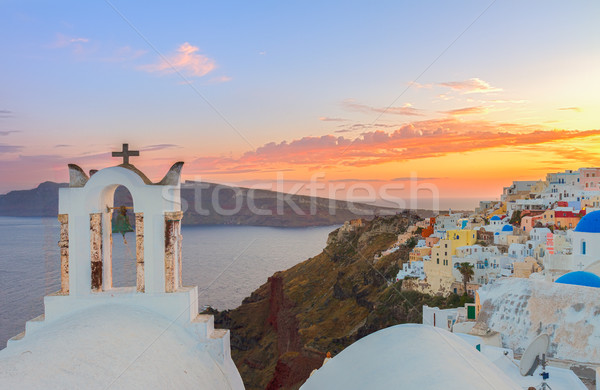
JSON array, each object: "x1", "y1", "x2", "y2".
[
  {"x1": 0, "y1": 304, "x2": 242, "y2": 390},
  {"x1": 301, "y1": 324, "x2": 520, "y2": 390}
]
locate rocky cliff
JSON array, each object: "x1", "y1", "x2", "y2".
[{"x1": 210, "y1": 213, "x2": 465, "y2": 389}]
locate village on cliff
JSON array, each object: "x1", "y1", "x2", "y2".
[
  {"x1": 394, "y1": 167, "x2": 600, "y2": 295},
  {"x1": 306, "y1": 167, "x2": 600, "y2": 389}
]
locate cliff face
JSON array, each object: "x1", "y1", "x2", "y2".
[{"x1": 212, "y1": 213, "x2": 464, "y2": 389}]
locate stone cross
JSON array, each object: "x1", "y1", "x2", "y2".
[
  {"x1": 112, "y1": 143, "x2": 139, "y2": 165},
  {"x1": 576, "y1": 262, "x2": 585, "y2": 270}
]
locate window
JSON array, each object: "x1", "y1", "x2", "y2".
[{"x1": 582, "y1": 240, "x2": 587, "y2": 255}]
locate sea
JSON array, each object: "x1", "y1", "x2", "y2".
[{"x1": 0, "y1": 217, "x2": 335, "y2": 348}]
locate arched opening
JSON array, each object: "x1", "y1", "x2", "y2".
[
  {"x1": 90, "y1": 181, "x2": 144, "y2": 293},
  {"x1": 110, "y1": 185, "x2": 137, "y2": 288},
  {"x1": 582, "y1": 240, "x2": 587, "y2": 256}
]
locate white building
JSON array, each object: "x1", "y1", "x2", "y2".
[
  {"x1": 302, "y1": 324, "x2": 522, "y2": 390},
  {"x1": 571, "y1": 210, "x2": 600, "y2": 272},
  {"x1": 501, "y1": 180, "x2": 538, "y2": 201},
  {"x1": 507, "y1": 243, "x2": 527, "y2": 259},
  {"x1": 396, "y1": 260, "x2": 425, "y2": 281},
  {"x1": 505, "y1": 198, "x2": 548, "y2": 217},
  {"x1": 0, "y1": 148, "x2": 244, "y2": 389},
  {"x1": 542, "y1": 170, "x2": 584, "y2": 202},
  {"x1": 434, "y1": 213, "x2": 462, "y2": 236},
  {"x1": 451, "y1": 245, "x2": 503, "y2": 286},
  {"x1": 302, "y1": 323, "x2": 586, "y2": 390},
  {"x1": 544, "y1": 211, "x2": 600, "y2": 275}
]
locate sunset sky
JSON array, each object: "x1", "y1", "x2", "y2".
[{"x1": 1, "y1": 1, "x2": 599, "y2": 209}]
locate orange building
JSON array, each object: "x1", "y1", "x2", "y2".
[
  {"x1": 555, "y1": 209, "x2": 585, "y2": 229},
  {"x1": 420, "y1": 217, "x2": 435, "y2": 238}
]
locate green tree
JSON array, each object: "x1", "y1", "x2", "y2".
[
  {"x1": 404, "y1": 236, "x2": 418, "y2": 250},
  {"x1": 457, "y1": 262, "x2": 475, "y2": 296},
  {"x1": 509, "y1": 210, "x2": 522, "y2": 225}
]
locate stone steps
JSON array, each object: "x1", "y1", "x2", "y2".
[
  {"x1": 6, "y1": 314, "x2": 46, "y2": 347},
  {"x1": 189, "y1": 314, "x2": 231, "y2": 364}
]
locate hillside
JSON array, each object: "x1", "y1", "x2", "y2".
[
  {"x1": 0, "y1": 181, "x2": 409, "y2": 227},
  {"x1": 0, "y1": 182, "x2": 68, "y2": 217},
  {"x1": 209, "y1": 213, "x2": 468, "y2": 389}
]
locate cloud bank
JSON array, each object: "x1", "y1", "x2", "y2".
[{"x1": 188, "y1": 118, "x2": 600, "y2": 174}]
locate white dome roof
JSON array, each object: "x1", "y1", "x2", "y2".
[
  {"x1": 0, "y1": 304, "x2": 241, "y2": 390},
  {"x1": 301, "y1": 324, "x2": 520, "y2": 390}
]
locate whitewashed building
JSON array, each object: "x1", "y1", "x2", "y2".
[{"x1": 0, "y1": 146, "x2": 244, "y2": 389}]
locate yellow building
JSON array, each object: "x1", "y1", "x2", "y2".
[
  {"x1": 582, "y1": 195, "x2": 600, "y2": 210},
  {"x1": 488, "y1": 203, "x2": 507, "y2": 219},
  {"x1": 540, "y1": 209, "x2": 555, "y2": 226},
  {"x1": 423, "y1": 229, "x2": 477, "y2": 294},
  {"x1": 529, "y1": 180, "x2": 548, "y2": 196},
  {"x1": 513, "y1": 257, "x2": 542, "y2": 278},
  {"x1": 409, "y1": 246, "x2": 432, "y2": 263},
  {"x1": 506, "y1": 234, "x2": 527, "y2": 246}
]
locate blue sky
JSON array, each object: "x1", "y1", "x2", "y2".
[{"x1": 1, "y1": 1, "x2": 599, "y2": 207}]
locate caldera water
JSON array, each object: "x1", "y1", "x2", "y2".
[{"x1": 0, "y1": 217, "x2": 335, "y2": 347}]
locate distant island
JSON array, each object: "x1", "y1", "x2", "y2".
[{"x1": 0, "y1": 181, "x2": 434, "y2": 227}]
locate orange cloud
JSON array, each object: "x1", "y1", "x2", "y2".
[
  {"x1": 187, "y1": 118, "x2": 600, "y2": 174},
  {"x1": 438, "y1": 78, "x2": 502, "y2": 94},
  {"x1": 443, "y1": 106, "x2": 488, "y2": 116},
  {"x1": 141, "y1": 42, "x2": 216, "y2": 77},
  {"x1": 343, "y1": 99, "x2": 424, "y2": 116},
  {"x1": 558, "y1": 107, "x2": 582, "y2": 112}
]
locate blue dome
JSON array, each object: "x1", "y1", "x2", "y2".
[
  {"x1": 575, "y1": 210, "x2": 600, "y2": 233},
  {"x1": 555, "y1": 271, "x2": 600, "y2": 288},
  {"x1": 490, "y1": 216, "x2": 501, "y2": 221},
  {"x1": 501, "y1": 225, "x2": 513, "y2": 232}
]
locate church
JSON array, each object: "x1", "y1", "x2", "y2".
[
  {"x1": 543, "y1": 209, "x2": 600, "y2": 276},
  {"x1": 0, "y1": 145, "x2": 244, "y2": 389}
]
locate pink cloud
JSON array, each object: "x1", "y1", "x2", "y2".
[
  {"x1": 0, "y1": 144, "x2": 184, "y2": 193},
  {"x1": 48, "y1": 33, "x2": 90, "y2": 49},
  {"x1": 210, "y1": 75, "x2": 232, "y2": 83},
  {"x1": 319, "y1": 117, "x2": 348, "y2": 122},
  {"x1": 438, "y1": 78, "x2": 502, "y2": 94},
  {"x1": 140, "y1": 42, "x2": 216, "y2": 77}
]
